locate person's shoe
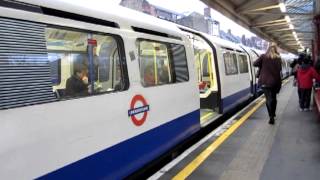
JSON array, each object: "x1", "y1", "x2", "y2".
[
  {"x1": 299, "y1": 108, "x2": 303, "y2": 112},
  {"x1": 269, "y1": 117, "x2": 275, "y2": 125}
]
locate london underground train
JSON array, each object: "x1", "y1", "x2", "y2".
[{"x1": 0, "y1": 0, "x2": 291, "y2": 179}]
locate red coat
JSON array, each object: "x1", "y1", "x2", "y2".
[{"x1": 297, "y1": 66, "x2": 320, "y2": 89}]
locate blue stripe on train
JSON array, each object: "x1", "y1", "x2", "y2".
[
  {"x1": 37, "y1": 110, "x2": 200, "y2": 180},
  {"x1": 222, "y1": 87, "x2": 252, "y2": 112}
]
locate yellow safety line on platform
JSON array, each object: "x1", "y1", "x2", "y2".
[
  {"x1": 200, "y1": 112, "x2": 214, "y2": 121},
  {"x1": 173, "y1": 98, "x2": 266, "y2": 180}
]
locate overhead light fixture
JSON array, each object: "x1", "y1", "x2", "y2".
[
  {"x1": 279, "y1": 2, "x2": 286, "y2": 12},
  {"x1": 285, "y1": 15, "x2": 291, "y2": 23},
  {"x1": 293, "y1": 31, "x2": 298, "y2": 39},
  {"x1": 289, "y1": 24, "x2": 294, "y2": 29}
]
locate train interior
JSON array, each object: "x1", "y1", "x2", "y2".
[
  {"x1": 138, "y1": 40, "x2": 173, "y2": 87},
  {"x1": 189, "y1": 33, "x2": 220, "y2": 125},
  {"x1": 45, "y1": 27, "x2": 124, "y2": 98}
]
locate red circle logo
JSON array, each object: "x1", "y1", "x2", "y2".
[{"x1": 128, "y1": 95, "x2": 149, "y2": 126}]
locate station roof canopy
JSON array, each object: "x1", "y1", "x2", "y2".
[{"x1": 201, "y1": 0, "x2": 315, "y2": 53}]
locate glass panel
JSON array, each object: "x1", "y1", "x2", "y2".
[
  {"x1": 92, "y1": 34, "x2": 123, "y2": 92},
  {"x1": 202, "y1": 54, "x2": 209, "y2": 77},
  {"x1": 138, "y1": 40, "x2": 188, "y2": 87},
  {"x1": 238, "y1": 54, "x2": 249, "y2": 73},
  {"x1": 170, "y1": 44, "x2": 189, "y2": 82},
  {"x1": 139, "y1": 41, "x2": 172, "y2": 87},
  {"x1": 48, "y1": 54, "x2": 61, "y2": 85},
  {"x1": 224, "y1": 52, "x2": 238, "y2": 75},
  {"x1": 45, "y1": 28, "x2": 89, "y2": 98}
]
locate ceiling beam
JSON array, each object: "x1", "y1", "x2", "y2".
[
  {"x1": 239, "y1": 4, "x2": 280, "y2": 14},
  {"x1": 265, "y1": 27, "x2": 293, "y2": 32},
  {"x1": 252, "y1": 18, "x2": 286, "y2": 26},
  {"x1": 234, "y1": 0, "x2": 261, "y2": 12},
  {"x1": 242, "y1": 12, "x2": 313, "y2": 16},
  {"x1": 295, "y1": 30, "x2": 314, "y2": 33},
  {"x1": 253, "y1": 22, "x2": 288, "y2": 28}
]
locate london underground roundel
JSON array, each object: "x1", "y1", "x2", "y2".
[{"x1": 128, "y1": 95, "x2": 149, "y2": 126}]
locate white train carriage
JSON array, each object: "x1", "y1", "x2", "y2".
[
  {"x1": 179, "y1": 27, "x2": 255, "y2": 122},
  {"x1": 207, "y1": 36, "x2": 253, "y2": 113},
  {"x1": 0, "y1": 1, "x2": 199, "y2": 179},
  {"x1": 0, "y1": 0, "x2": 286, "y2": 179}
]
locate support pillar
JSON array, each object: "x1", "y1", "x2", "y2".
[
  {"x1": 313, "y1": 14, "x2": 320, "y2": 114},
  {"x1": 314, "y1": 14, "x2": 320, "y2": 62}
]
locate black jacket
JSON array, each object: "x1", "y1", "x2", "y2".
[
  {"x1": 254, "y1": 54, "x2": 282, "y2": 93},
  {"x1": 65, "y1": 75, "x2": 88, "y2": 97}
]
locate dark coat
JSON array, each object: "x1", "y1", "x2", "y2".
[
  {"x1": 254, "y1": 54, "x2": 282, "y2": 93},
  {"x1": 65, "y1": 75, "x2": 88, "y2": 96}
]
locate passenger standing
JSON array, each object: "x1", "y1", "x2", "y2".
[
  {"x1": 254, "y1": 44, "x2": 282, "y2": 124},
  {"x1": 297, "y1": 57, "x2": 320, "y2": 111},
  {"x1": 290, "y1": 54, "x2": 303, "y2": 86}
]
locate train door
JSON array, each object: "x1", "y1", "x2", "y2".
[
  {"x1": 186, "y1": 33, "x2": 221, "y2": 126},
  {"x1": 250, "y1": 49, "x2": 263, "y2": 94},
  {"x1": 238, "y1": 52, "x2": 253, "y2": 98}
]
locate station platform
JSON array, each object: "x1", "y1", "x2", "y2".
[{"x1": 153, "y1": 79, "x2": 320, "y2": 180}]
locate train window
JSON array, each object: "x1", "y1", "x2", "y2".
[
  {"x1": 0, "y1": 17, "x2": 129, "y2": 110},
  {"x1": 223, "y1": 52, "x2": 238, "y2": 75},
  {"x1": 48, "y1": 54, "x2": 61, "y2": 85},
  {"x1": 238, "y1": 54, "x2": 249, "y2": 73},
  {"x1": 45, "y1": 27, "x2": 127, "y2": 99},
  {"x1": 202, "y1": 54, "x2": 209, "y2": 76},
  {"x1": 138, "y1": 39, "x2": 188, "y2": 87},
  {"x1": 91, "y1": 34, "x2": 124, "y2": 93},
  {"x1": 45, "y1": 28, "x2": 90, "y2": 98},
  {"x1": 170, "y1": 44, "x2": 189, "y2": 82}
]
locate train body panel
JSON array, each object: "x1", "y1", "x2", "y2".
[
  {"x1": 0, "y1": 2, "x2": 200, "y2": 179},
  {"x1": 204, "y1": 35, "x2": 252, "y2": 112}
]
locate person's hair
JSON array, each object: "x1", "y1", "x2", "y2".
[
  {"x1": 302, "y1": 55, "x2": 312, "y2": 65},
  {"x1": 73, "y1": 64, "x2": 86, "y2": 75},
  {"x1": 265, "y1": 43, "x2": 280, "y2": 59},
  {"x1": 144, "y1": 64, "x2": 154, "y2": 76}
]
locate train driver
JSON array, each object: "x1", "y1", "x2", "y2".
[{"x1": 65, "y1": 64, "x2": 89, "y2": 97}]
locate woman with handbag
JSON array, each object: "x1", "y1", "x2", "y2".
[{"x1": 253, "y1": 44, "x2": 282, "y2": 124}]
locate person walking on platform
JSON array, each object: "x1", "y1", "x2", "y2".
[
  {"x1": 254, "y1": 44, "x2": 282, "y2": 125},
  {"x1": 297, "y1": 56, "x2": 320, "y2": 111},
  {"x1": 290, "y1": 53, "x2": 304, "y2": 86}
]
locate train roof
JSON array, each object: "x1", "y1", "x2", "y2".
[
  {"x1": 16, "y1": 0, "x2": 184, "y2": 39},
  {"x1": 177, "y1": 25, "x2": 244, "y2": 52}
]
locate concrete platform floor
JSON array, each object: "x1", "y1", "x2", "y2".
[{"x1": 158, "y1": 80, "x2": 320, "y2": 180}]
